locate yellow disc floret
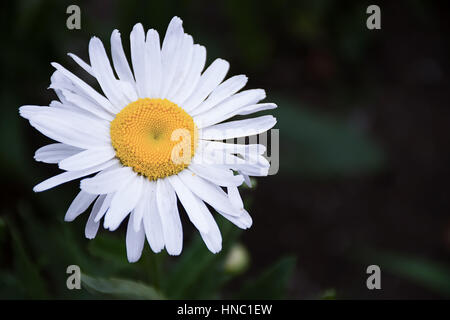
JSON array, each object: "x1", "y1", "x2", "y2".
[{"x1": 110, "y1": 98, "x2": 197, "y2": 180}]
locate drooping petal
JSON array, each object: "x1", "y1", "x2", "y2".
[
  {"x1": 209, "y1": 184, "x2": 252, "y2": 230},
  {"x1": 227, "y1": 186, "x2": 244, "y2": 209},
  {"x1": 132, "y1": 182, "x2": 148, "y2": 232},
  {"x1": 156, "y1": 179, "x2": 182, "y2": 255},
  {"x1": 65, "y1": 190, "x2": 97, "y2": 222},
  {"x1": 104, "y1": 175, "x2": 144, "y2": 231},
  {"x1": 167, "y1": 174, "x2": 210, "y2": 233},
  {"x1": 190, "y1": 194, "x2": 222, "y2": 253},
  {"x1": 85, "y1": 194, "x2": 106, "y2": 239},
  {"x1": 143, "y1": 180, "x2": 165, "y2": 253},
  {"x1": 177, "y1": 170, "x2": 240, "y2": 217},
  {"x1": 241, "y1": 172, "x2": 252, "y2": 187},
  {"x1": 217, "y1": 208, "x2": 253, "y2": 230},
  {"x1": 126, "y1": 212, "x2": 146, "y2": 263},
  {"x1": 94, "y1": 192, "x2": 114, "y2": 222}
]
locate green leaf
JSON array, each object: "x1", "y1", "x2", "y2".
[
  {"x1": 320, "y1": 288, "x2": 337, "y2": 300},
  {"x1": 87, "y1": 234, "x2": 129, "y2": 266},
  {"x1": 163, "y1": 217, "x2": 241, "y2": 299},
  {"x1": 81, "y1": 274, "x2": 165, "y2": 300},
  {"x1": 3, "y1": 216, "x2": 49, "y2": 299},
  {"x1": 272, "y1": 95, "x2": 385, "y2": 178},
  {"x1": 237, "y1": 256, "x2": 296, "y2": 299}
]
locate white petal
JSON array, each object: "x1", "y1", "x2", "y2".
[
  {"x1": 171, "y1": 44, "x2": 206, "y2": 105},
  {"x1": 59, "y1": 146, "x2": 116, "y2": 171},
  {"x1": 241, "y1": 172, "x2": 252, "y2": 187},
  {"x1": 34, "y1": 143, "x2": 82, "y2": 164},
  {"x1": 60, "y1": 89, "x2": 114, "y2": 121},
  {"x1": 65, "y1": 190, "x2": 97, "y2": 221},
  {"x1": 237, "y1": 102, "x2": 277, "y2": 116},
  {"x1": 19, "y1": 105, "x2": 48, "y2": 120},
  {"x1": 51, "y1": 62, "x2": 116, "y2": 114},
  {"x1": 156, "y1": 179, "x2": 183, "y2": 255},
  {"x1": 217, "y1": 208, "x2": 253, "y2": 229},
  {"x1": 104, "y1": 175, "x2": 144, "y2": 231},
  {"x1": 200, "y1": 115, "x2": 276, "y2": 140},
  {"x1": 143, "y1": 180, "x2": 165, "y2": 253},
  {"x1": 191, "y1": 75, "x2": 248, "y2": 116},
  {"x1": 49, "y1": 71, "x2": 78, "y2": 97},
  {"x1": 49, "y1": 70, "x2": 112, "y2": 116},
  {"x1": 26, "y1": 108, "x2": 111, "y2": 149},
  {"x1": 188, "y1": 163, "x2": 244, "y2": 187},
  {"x1": 115, "y1": 80, "x2": 138, "y2": 102},
  {"x1": 126, "y1": 212, "x2": 146, "y2": 263},
  {"x1": 89, "y1": 37, "x2": 128, "y2": 110},
  {"x1": 194, "y1": 89, "x2": 266, "y2": 128},
  {"x1": 130, "y1": 23, "x2": 147, "y2": 98},
  {"x1": 166, "y1": 34, "x2": 194, "y2": 99},
  {"x1": 67, "y1": 53, "x2": 95, "y2": 77},
  {"x1": 227, "y1": 186, "x2": 244, "y2": 209},
  {"x1": 33, "y1": 159, "x2": 118, "y2": 192},
  {"x1": 206, "y1": 152, "x2": 269, "y2": 176},
  {"x1": 80, "y1": 166, "x2": 136, "y2": 195},
  {"x1": 211, "y1": 184, "x2": 252, "y2": 230},
  {"x1": 160, "y1": 17, "x2": 184, "y2": 98},
  {"x1": 132, "y1": 182, "x2": 148, "y2": 232},
  {"x1": 177, "y1": 170, "x2": 240, "y2": 217},
  {"x1": 85, "y1": 194, "x2": 106, "y2": 239},
  {"x1": 145, "y1": 29, "x2": 162, "y2": 98},
  {"x1": 94, "y1": 192, "x2": 114, "y2": 222},
  {"x1": 111, "y1": 30, "x2": 135, "y2": 86},
  {"x1": 199, "y1": 219, "x2": 222, "y2": 253},
  {"x1": 167, "y1": 174, "x2": 209, "y2": 233},
  {"x1": 182, "y1": 59, "x2": 229, "y2": 112},
  {"x1": 190, "y1": 195, "x2": 222, "y2": 253},
  {"x1": 199, "y1": 140, "x2": 266, "y2": 159}
]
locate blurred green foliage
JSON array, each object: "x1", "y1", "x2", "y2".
[
  {"x1": 273, "y1": 96, "x2": 384, "y2": 177},
  {"x1": 359, "y1": 249, "x2": 450, "y2": 298}
]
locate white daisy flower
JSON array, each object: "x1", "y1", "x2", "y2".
[{"x1": 19, "y1": 17, "x2": 277, "y2": 261}]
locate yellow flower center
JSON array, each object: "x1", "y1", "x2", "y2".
[{"x1": 110, "y1": 98, "x2": 197, "y2": 180}]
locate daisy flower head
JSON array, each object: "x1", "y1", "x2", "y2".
[{"x1": 20, "y1": 17, "x2": 277, "y2": 262}]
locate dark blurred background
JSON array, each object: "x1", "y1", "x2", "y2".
[{"x1": 1, "y1": 0, "x2": 449, "y2": 299}]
